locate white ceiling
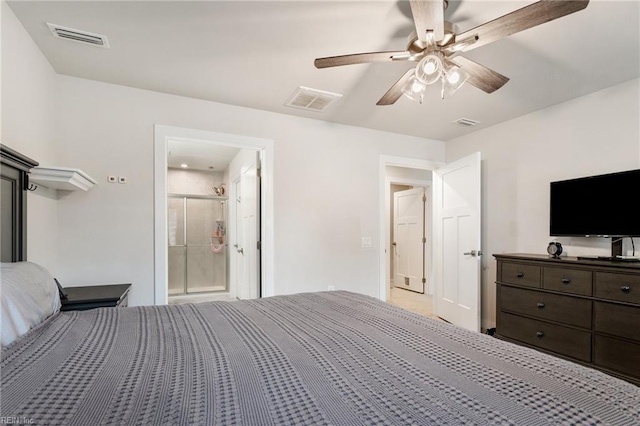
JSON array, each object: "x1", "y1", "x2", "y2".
[{"x1": 8, "y1": 0, "x2": 640, "y2": 141}]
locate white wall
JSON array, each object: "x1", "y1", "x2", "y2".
[
  {"x1": 446, "y1": 78, "x2": 640, "y2": 329},
  {"x1": 167, "y1": 168, "x2": 224, "y2": 196},
  {"x1": 53, "y1": 75, "x2": 445, "y2": 305},
  {"x1": 1, "y1": 2, "x2": 58, "y2": 273}
]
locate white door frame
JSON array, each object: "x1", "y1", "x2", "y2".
[
  {"x1": 379, "y1": 156, "x2": 444, "y2": 301},
  {"x1": 153, "y1": 124, "x2": 274, "y2": 305}
]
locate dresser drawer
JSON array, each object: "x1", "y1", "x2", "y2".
[
  {"x1": 594, "y1": 335, "x2": 640, "y2": 379},
  {"x1": 499, "y1": 312, "x2": 591, "y2": 362},
  {"x1": 501, "y1": 286, "x2": 592, "y2": 329},
  {"x1": 501, "y1": 262, "x2": 541, "y2": 288},
  {"x1": 595, "y1": 272, "x2": 640, "y2": 304},
  {"x1": 543, "y1": 267, "x2": 592, "y2": 296},
  {"x1": 594, "y1": 301, "x2": 640, "y2": 342}
]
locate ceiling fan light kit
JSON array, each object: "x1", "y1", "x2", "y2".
[
  {"x1": 401, "y1": 75, "x2": 427, "y2": 104},
  {"x1": 314, "y1": 0, "x2": 590, "y2": 105},
  {"x1": 400, "y1": 51, "x2": 471, "y2": 101},
  {"x1": 415, "y1": 53, "x2": 443, "y2": 85}
]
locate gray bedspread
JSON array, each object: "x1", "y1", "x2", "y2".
[{"x1": 1, "y1": 291, "x2": 639, "y2": 425}]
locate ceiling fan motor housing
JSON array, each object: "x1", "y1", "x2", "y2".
[{"x1": 407, "y1": 21, "x2": 458, "y2": 55}]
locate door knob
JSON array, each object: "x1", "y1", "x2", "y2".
[
  {"x1": 463, "y1": 250, "x2": 483, "y2": 257},
  {"x1": 237, "y1": 248, "x2": 244, "y2": 254}
]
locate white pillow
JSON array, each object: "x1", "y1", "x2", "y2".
[{"x1": 1, "y1": 261, "x2": 61, "y2": 346}]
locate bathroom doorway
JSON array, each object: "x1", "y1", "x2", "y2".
[
  {"x1": 165, "y1": 140, "x2": 239, "y2": 303},
  {"x1": 154, "y1": 125, "x2": 273, "y2": 306}
]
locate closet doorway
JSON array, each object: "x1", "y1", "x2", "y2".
[{"x1": 382, "y1": 162, "x2": 435, "y2": 319}]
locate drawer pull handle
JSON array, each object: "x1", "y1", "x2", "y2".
[
  {"x1": 621, "y1": 285, "x2": 631, "y2": 293},
  {"x1": 516, "y1": 272, "x2": 524, "y2": 278},
  {"x1": 536, "y1": 331, "x2": 544, "y2": 338},
  {"x1": 561, "y1": 278, "x2": 571, "y2": 284},
  {"x1": 537, "y1": 302, "x2": 545, "y2": 309}
]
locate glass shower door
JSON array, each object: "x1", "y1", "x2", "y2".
[
  {"x1": 186, "y1": 198, "x2": 226, "y2": 293},
  {"x1": 168, "y1": 197, "x2": 186, "y2": 295},
  {"x1": 168, "y1": 196, "x2": 227, "y2": 295}
]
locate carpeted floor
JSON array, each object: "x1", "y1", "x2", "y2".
[
  {"x1": 168, "y1": 292, "x2": 237, "y2": 305},
  {"x1": 169, "y1": 287, "x2": 439, "y2": 323},
  {"x1": 387, "y1": 286, "x2": 439, "y2": 320}
]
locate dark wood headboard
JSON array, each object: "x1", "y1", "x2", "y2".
[{"x1": 1, "y1": 144, "x2": 38, "y2": 262}]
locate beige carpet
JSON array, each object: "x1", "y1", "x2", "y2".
[
  {"x1": 168, "y1": 293, "x2": 237, "y2": 305},
  {"x1": 169, "y1": 288, "x2": 439, "y2": 322},
  {"x1": 388, "y1": 286, "x2": 440, "y2": 320}
]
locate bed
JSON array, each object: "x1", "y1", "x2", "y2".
[{"x1": 2, "y1": 279, "x2": 640, "y2": 425}]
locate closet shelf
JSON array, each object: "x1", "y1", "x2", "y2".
[{"x1": 29, "y1": 167, "x2": 97, "y2": 191}]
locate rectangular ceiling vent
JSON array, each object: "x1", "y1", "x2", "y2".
[
  {"x1": 285, "y1": 86, "x2": 342, "y2": 112},
  {"x1": 47, "y1": 23, "x2": 109, "y2": 48},
  {"x1": 453, "y1": 117, "x2": 481, "y2": 127}
]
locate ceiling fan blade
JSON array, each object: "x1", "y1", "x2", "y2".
[
  {"x1": 449, "y1": 56, "x2": 509, "y2": 93},
  {"x1": 376, "y1": 69, "x2": 415, "y2": 106},
  {"x1": 455, "y1": 0, "x2": 589, "y2": 53},
  {"x1": 314, "y1": 51, "x2": 411, "y2": 69},
  {"x1": 410, "y1": 0, "x2": 445, "y2": 43}
]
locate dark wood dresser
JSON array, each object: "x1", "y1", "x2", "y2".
[{"x1": 495, "y1": 253, "x2": 640, "y2": 385}]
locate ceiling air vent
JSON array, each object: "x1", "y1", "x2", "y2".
[
  {"x1": 453, "y1": 117, "x2": 481, "y2": 127},
  {"x1": 285, "y1": 87, "x2": 342, "y2": 112},
  {"x1": 47, "y1": 23, "x2": 109, "y2": 48}
]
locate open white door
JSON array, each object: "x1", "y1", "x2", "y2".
[
  {"x1": 433, "y1": 152, "x2": 481, "y2": 332},
  {"x1": 393, "y1": 188, "x2": 425, "y2": 293},
  {"x1": 239, "y1": 152, "x2": 261, "y2": 300},
  {"x1": 232, "y1": 178, "x2": 244, "y2": 299}
]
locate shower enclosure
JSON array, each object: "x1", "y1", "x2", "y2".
[{"x1": 168, "y1": 194, "x2": 228, "y2": 295}]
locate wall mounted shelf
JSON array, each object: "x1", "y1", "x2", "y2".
[{"x1": 29, "y1": 167, "x2": 97, "y2": 191}]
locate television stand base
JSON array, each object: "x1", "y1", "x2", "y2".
[{"x1": 577, "y1": 255, "x2": 640, "y2": 263}]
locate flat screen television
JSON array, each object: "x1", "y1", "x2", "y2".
[{"x1": 550, "y1": 169, "x2": 640, "y2": 237}]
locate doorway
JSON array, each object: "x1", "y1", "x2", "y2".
[
  {"x1": 378, "y1": 153, "x2": 483, "y2": 332},
  {"x1": 154, "y1": 125, "x2": 274, "y2": 306},
  {"x1": 383, "y1": 163, "x2": 434, "y2": 317}
]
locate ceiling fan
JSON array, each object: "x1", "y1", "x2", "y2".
[{"x1": 314, "y1": 0, "x2": 589, "y2": 105}]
